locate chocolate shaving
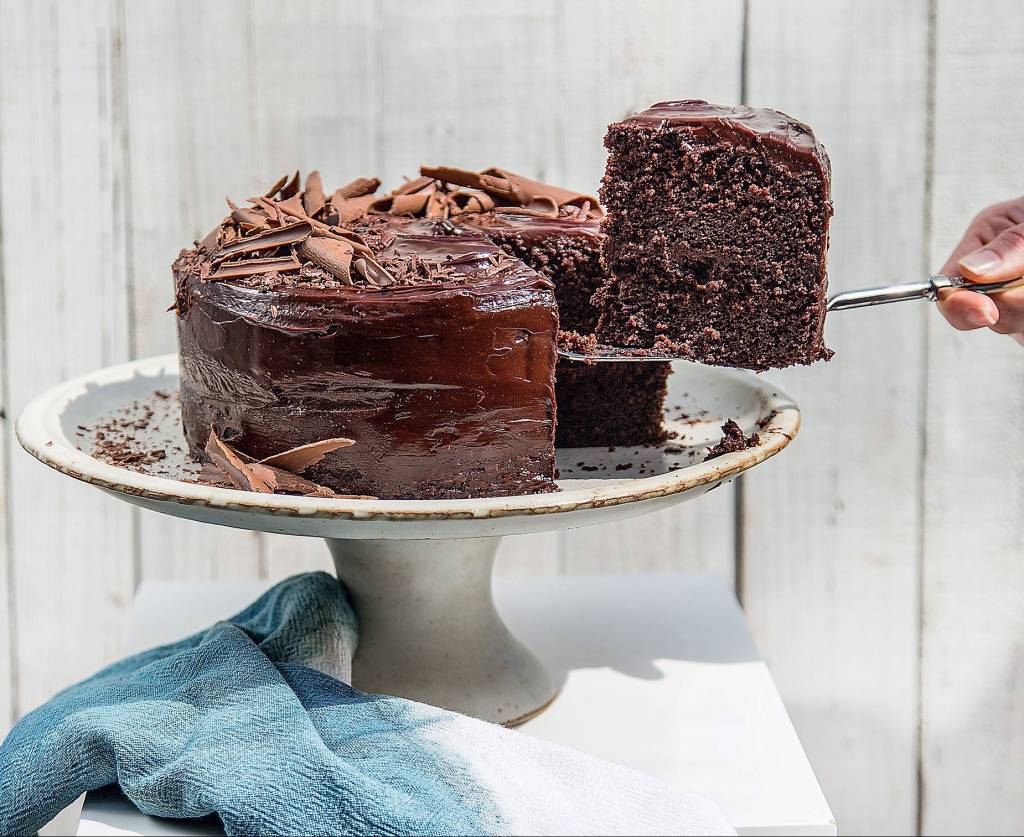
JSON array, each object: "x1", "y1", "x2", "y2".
[
  {"x1": 298, "y1": 237, "x2": 354, "y2": 284},
  {"x1": 389, "y1": 192, "x2": 433, "y2": 216},
  {"x1": 208, "y1": 255, "x2": 302, "y2": 280},
  {"x1": 259, "y1": 437, "x2": 355, "y2": 472},
  {"x1": 332, "y1": 194, "x2": 376, "y2": 224},
  {"x1": 197, "y1": 461, "x2": 233, "y2": 488},
  {"x1": 231, "y1": 206, "x2": 269, "y2": 229},
  {"x1": 205, "y1": 428, "x2": 272, "y2": 492},
  {"x1": 449, "y1": 190, "x2": 496, "y2": 215},
  {"x1": 420, "y1": 165, "x2": 604, "y2": 219},
  {"x1": 214, "y1": 220, "x2": 312, "y2": 260},
  {"x1": 263, "y1": 174, "x2": 289, "y2": 199},
  {"x1": 248, "y1": 463, "x2": 336, "y2": 497},
  {"x1": 336, "y1": 177, "x2": 381, "y2": 200},
  {"x1": 419, "y1": 166, "x2": 484, "y2": 191},
  {"x1": 266, "y1": 197, "x2": 374, "y2": 256},
  {"x1": 370, "y1": 176, "x2": 435, "y2": 213},
  {"x1": 279, "y1": 170, "x2": 301, "y2": 200},
  {"x1": 303, "y1": 170, "x2": 327, "y2": 217},
  {"x1": 278, "y1": 193, "x2": 306, "y2": 217},
  {"x1": 394, "y1": 175, "x2": 434, "y2": 196}
]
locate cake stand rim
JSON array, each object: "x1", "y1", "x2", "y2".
[{"x1": 15, "y1": 353, "x2": 800, "y2": 523}]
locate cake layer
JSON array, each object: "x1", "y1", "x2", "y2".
[
  {"x1": 176, "y1": 219, "x2": 559, "y2": 499},
  {"x1": 554, "y1": 362, "x2": 669, "y2": 448},
  {"x1": 595, "y1": 100, "x2": 833, "y2": 370}
]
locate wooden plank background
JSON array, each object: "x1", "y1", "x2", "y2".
[{"x1": 0, "y1": 1, "x2": 1020, "y2": 833}]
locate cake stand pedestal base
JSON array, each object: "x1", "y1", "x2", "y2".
[{"x1": 327, "y1": 536, "x2": 555, "y2": 725}]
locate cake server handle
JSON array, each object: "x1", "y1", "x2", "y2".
[{"x1": 827, "y1": 274, "x2": 1024, "y2": 311}]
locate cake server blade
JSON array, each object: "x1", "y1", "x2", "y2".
[{"x1": 558, "y1": 274, "x2": 1024, "y2": 362}]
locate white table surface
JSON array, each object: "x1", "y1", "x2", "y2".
[{"x1": 75, "y1": 573, "x2": 835, "y2": 836}]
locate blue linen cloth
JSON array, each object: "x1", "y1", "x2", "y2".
[{"x1": 0, "y1": 572, "x2": 732, "y2": 836}]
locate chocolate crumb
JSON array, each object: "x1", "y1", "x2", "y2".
[{"x1": 704, "y1": 419, "x2": 760, "y2": 462}]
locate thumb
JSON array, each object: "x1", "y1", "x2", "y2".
[{"x1": 959, "y1": 222, "x2": 1024, "y2": 281}]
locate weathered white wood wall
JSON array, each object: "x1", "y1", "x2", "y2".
[{"x1": 0, "y1": 1, "x2": 1019, "y2": 834}]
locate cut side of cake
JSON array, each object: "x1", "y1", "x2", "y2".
[
  {"x1": 594, "y1": 100, "x2": 834, "y2": 370},
  {"x1": 377, "y1": 166, "x2": 671, "y2": 447},
  {"x1": 174, "y1": 172, "x2": 559, "y2": 500}
]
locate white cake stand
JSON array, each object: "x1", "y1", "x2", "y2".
[{"x1": 17, "y1": 354, "x2": 798, "y2": 725}]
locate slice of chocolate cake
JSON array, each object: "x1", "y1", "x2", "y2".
[
  {"x1": 371, "y1": 166, "x2": 670, "y2": 447},
  {"x1": 595, "y1": 100, "x2": 833, "y2": 370},
  {"x1": 174, "y1": 172, "x2": 559, "y2": 500}
]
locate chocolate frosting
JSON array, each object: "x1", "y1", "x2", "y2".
[
  {"x1": 176, "y1": 223, "x2": 559, "y2": 500},
  {"x1": 622, "y1": 100, "x2": 831, "y2": 187}
]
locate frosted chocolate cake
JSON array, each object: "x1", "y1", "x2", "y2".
[
  {"x1": 594, "y1": 100, "x2": 833, "y2": 370},
  {"x1": 372, "y1": 166, "x2": 670, "y2": 447},
  {"x1": 174, "y1": 172, "x2": 559, "y2": 500}
]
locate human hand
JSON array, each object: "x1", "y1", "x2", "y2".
[{"x1": 937, "y1": 197, "x2": 1024, "y2": 341}]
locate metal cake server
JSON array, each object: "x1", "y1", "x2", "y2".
[{"x1": 558, "y1": 274, "x2": 1024, "y2": 362}]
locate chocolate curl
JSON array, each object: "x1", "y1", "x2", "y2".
[
  {"x1": 259, "y1": 437, "x2": 355, "y2": 472},
  {"x1": 449, "y1": 190, "x2": 496, "y2": 215},
  {"x1": 389, "y1": 192, "x2": 433, "y2": 216},
  {"x1": 251, "y1": 196, "x2": 288, "y2": 227},
  {"x1": 197, "y1": 461, "x2": 233, "y2": 488},
  {"x1": 483, "y1": 168, "x2": 604, "y2": 218},
  {"x1": 247, "y1": 463, "x2": 336, "y2": 498},
  {"x1": 279, "y1": 170, "x2": 301, "y2": 200},
  {"x1": 370, "y1": 176, "x2": 435, "y2": 213},
  {"x1": 303, "y1": 170, "x2": 327, "y2": 217},
  {"x1": 419, "y1": 165, "x2": 486, "y2": 191},
  {"x1": 214, "y1": 220, "x2": 312, "y2": 261},
  {"x1": 262, "y1": 173, "x2": 289, "y2": 199},
  {"x1": 205, "y1": 428, "x2": 272, "y2": 493},
  {"x1": 352, "y1": 256, "x2": 396, "y2": 287},
  {"x1": 394, "y1": 175, "x2": 434, "y2": 196},
  {"x1": 422, "y1": 165, "x2": 604, "y2": 219},
  {"x1": 207, "y1": 255, "x2": 302, "y2": 281},
  {"x1": 278, "y1": 193, "x2": 305, "y2": 216},
  {"x1": 331, "y1": 194, "x2": 376, "y2": 224},
  {"x1": 298, "y1": 237, "x2": 355, "y2": 284},
  {"x1": 231, "y1": 206, "x2": 270, "y2": 230},
  {"x1": 335, "y1": 177, "x2": 381, "y2": 200},
  {"x1": 251, "y1": 195, "x2": 376, "y2": 262},
  {"x1": 425, "y1": 189, "x2": 451, "y2": 218}
]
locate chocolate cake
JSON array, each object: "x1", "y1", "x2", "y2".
[
  {"x1": 373, "y1": 166, "x2": 670, "y2": 447},
  {"x1": 595, "y1": 100, "x2": 833, "y2": 370},
  {"x1": 174, "y1": 172, "x2": 559, "y2": 500}
]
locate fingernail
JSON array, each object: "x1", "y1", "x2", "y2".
[
  {"x1": 965, "y1": 307, "x2": 998, "y2": 327},
  {"x1": 960, "y1": 249, "x2": 1002, "y2": 275}
]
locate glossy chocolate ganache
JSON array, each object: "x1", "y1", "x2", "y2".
[
  {"x1": 174, "y1": 172, "x2": 559, "y2": 500},
  {"x1": 367, "y1": 166, "x2": 672, "y2": 448}
]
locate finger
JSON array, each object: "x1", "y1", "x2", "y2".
[
  {"x1": 988, "y1": 290, "x2": 1024, "y2": 334},
  {"x1": 958, "y1": 222, "x2": 1024, "y2": 281},
  {"x1": 937, "y1": 288, "x2": 1000, "y2": 330}
]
